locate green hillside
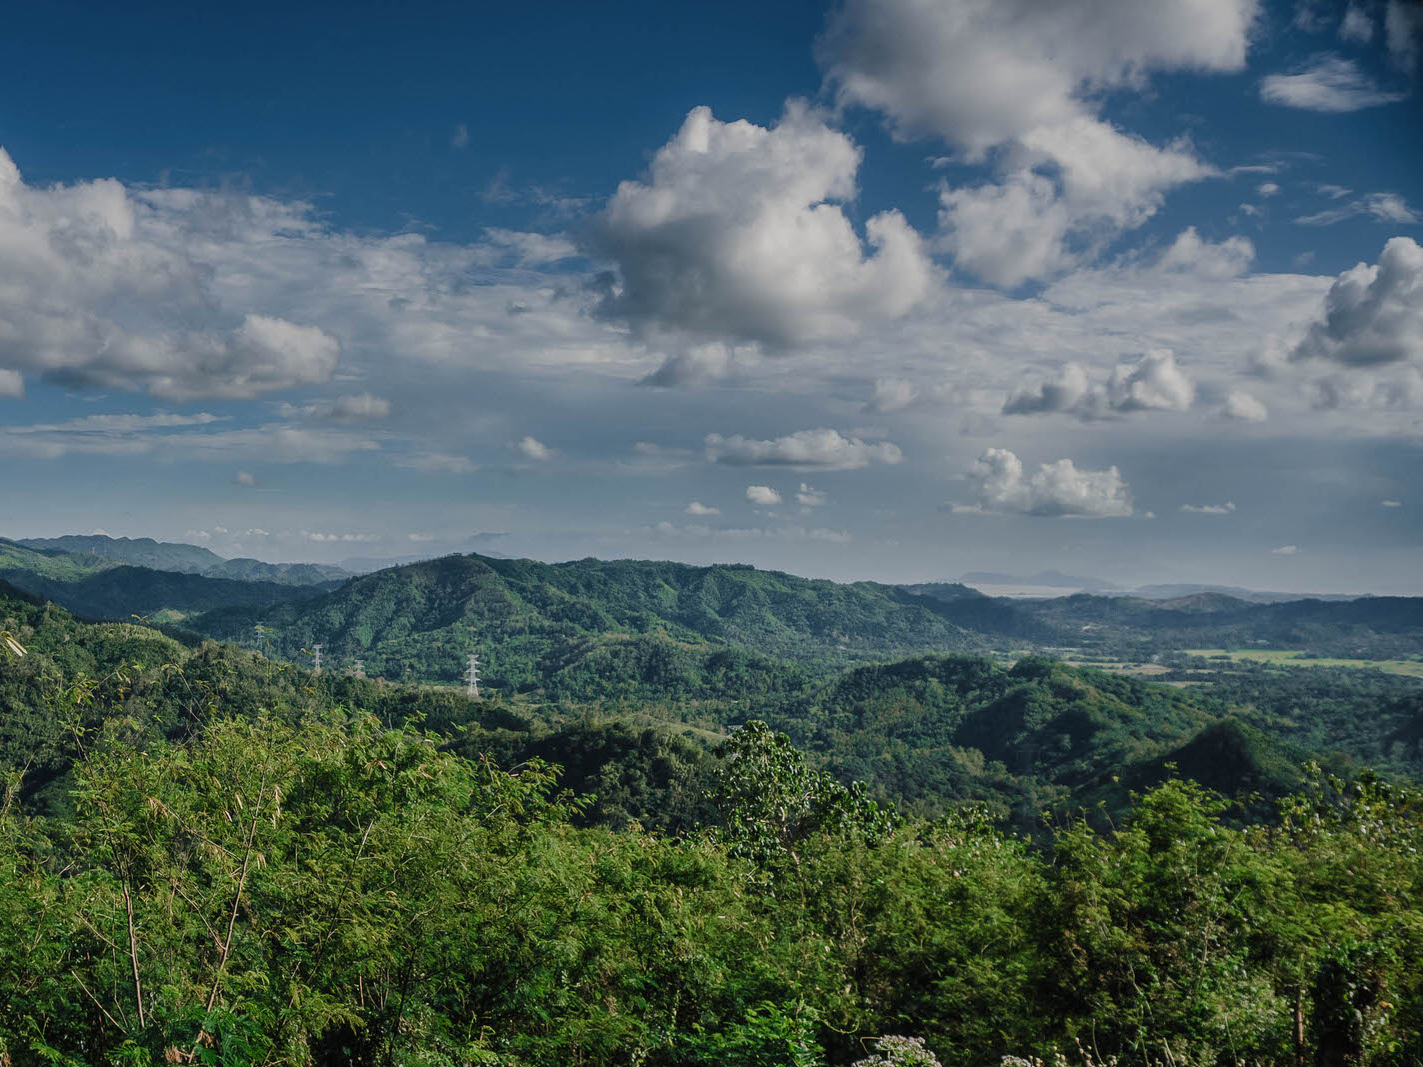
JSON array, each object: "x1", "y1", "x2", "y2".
[
  {"x1": 3, "y1": 579, "x2": 1423, "y2": 1065},
  {"x1": 0, "y1": 539, "x2": 335, "y2": 621},
  {"x1": 16, "y1": 534, "x2": 350, "y2": 584},
  {"x1": 185, "y1": 553, "x2": 993, "y2": 689}
]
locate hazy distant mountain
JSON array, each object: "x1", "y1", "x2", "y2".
[
  {"x1": 0, "y1": 539, "x2": 333, "y2": 620},
  {"x1": 1130, "y1": 583, "x2": 1358, "y2": 603},
  {"x1": 18, "y1": 535, "x2": 226, "y2": 573},
  {"x1": 960, "y1": 570, "x2": 1124, "y2": 593},
  {"x1": 17, "y1": 534, "x2": 350, "y2": 585}
]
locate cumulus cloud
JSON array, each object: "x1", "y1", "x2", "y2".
[
  {"x1": 0, "y1": 369, "x2": 22, "y2": 398},
  {"x1": 685, "y1": 501, "x2": 720, "y2": 516},
  {"x1": 745, "y1": 485, "x2": 782, "y2": 507},
  {"x1": 820, "y1": 0, "x2": 1250, "y2": 285},
  {"x1": 1180, "y1": 500, "x2": 1237, "y2": 514},
  {"x1": 863, "y1": 376, "x2": 919, "y2": 414},
  {"x1": 640, "y1": 343, "x2": 736, "y2": 387},
  {"x1": 962, "y1": 447, "x2": 1133, "y2": 517},
  {"x1": 706, "y1": 428, "x2": 904, "y2": 469},
  {"x1": 1382, "y1": 498, "x2": 1403, "y2": 507},
  {"x1": 1293, "y1": 237, "x2": 1423, "y2": 366},
  {"x1": 1004, "y1": 350, "x2": 1194, "y2": 418},
  {"x1": 1222, "y1": 389, "x2": 1269, "y2": 421},
  {"x1": 1261, "y1": 54, "x2": 1407, "y2": 111},
  {"x1": 233, "y1": 470, "x2": 258, "y2": 487},
  {"x1": 0, "y1": 149, "x2": 342, "y2": 399},
  {"x1": 1157, "y1": 227, "x2": 1255, "y2": 279},
  {"x1": 1258, "y1": 181, "x2": 1281, "y2": 197},
  {"x1": 587, "y1": 104, "x2": 934, "y2": 348},
  {"x1": 937, "y1": 122, "x2": 1215, "y2": 287},
  {"x1": 518, "y1": 435, "x2": 556, "y2": 461},
  {"x1": 796, "y1": 483, "x2": 828, "y2": 508}
]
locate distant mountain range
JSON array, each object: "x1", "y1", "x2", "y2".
[
  {"x1": 16, "y1": 535, "x2": 351, "y2": 585},
  {"x1": 956, "y1": 571, "x2": 1359, "y2": 603},
  {"x1": 3, "y1": 536, "x2": 1420, "y2": 688}
]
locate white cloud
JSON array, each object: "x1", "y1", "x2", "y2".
[
  {"x1": 641, "y1": 343, "x2": 736, "y2": 387},
  {"x1": 1180, "y1": 500, "x2": 1237, "y2": 514},
  {"x1": 1293, "y1": 237, "x2": 1423, "y2": 366},
  {"x1": 185, "y1": 529, "x2": 212, "y2": 542},
  {"x1": 233, "y1": 470, "x2": 258, "y2": 487},
  {"x1": 863, "y1": 376, "x2": 919, "y2": 414},
  {"x1": 964, "y1": 448, "x2": 1133, "y2": 518},
  {"x1": 1257, "y1": 181, "x2": 1281, "y2": 197},
  {"x1": 745, "y1": 485, "x2": 782, "y2": 507},
  {"x1": 1222, "y1": 389, "x2": 1269, "y2": 421},
  {"x1": 936, "y1": 122, "x2": 1213, "y2": 288},
  {"x1": 1004, "y1": 361, "x2": 1098, "y2": 416},
  {"x1": 650, "y1": 520, "x2": 851, "y2": 544},
  {"x1": 1004, "y1": 350, "x2": 1194, "y2": 417},
  {"x1": 281, "y1": 392, "x2": 392, "y2": 421},
  {"x1": 1271, "y1": 544, "x2": 1300, "y2": 554},
  {"x1": 1340, "y1": 4, "x2": 1374, "y2": 42},
  {"x1": 685, "y1": 501, "x2": 720, "y2": 516},
  {"x1": 1382, "y1": 498, "x2": 1403, "y2": 507},
  {"x1": 302, "y1": 530, "x2": 381, "y2": 543},
  {"x1": 820, "y1": 0, "x2": 1256, "y2": 155},
  {"x1": 0, "y1": 152, "x2": 343, "y2": 399},
  {"x1": 451, "y1": 124, "x2": 470, "y2": 149},
  {"x1": 392, "y1": 451, "x2": 477, "y2": 474},
  {"x1": 1261, "y1": 55, "x2": 1407, "y2": 112},
  {"x1": 820, "y1": 0, "x2": 1251, "y2": 285},
  {"x1": 588, "y1": 104, "x2": 935, "y2": 347},
  {"x1": 1108, "y1": 350, "x2": 1196, "y2": 411},
  {"x1": 518, "y1": 435, "x2": 556, "y2": 461},
  {"x1": 796, "y1": 483, "x2": 828, "y2": 509},
  {"x1": 706, "y1": 428, "x2": 904, "y2": 469},
  {"x1": 0, "y1": 369, "x2": 22, "y2": 398},
  {"x1": 0, "y1": 417, "x2": 379, "y2": 463},
  {"x1": 408, "y1": 533, "x2": 437, "y2": 542},
  {"x1": 1157, "y1": 228, "x2": 1256, "y2": 279},
  {"x1": 482, "y1": 227, "x2": 579, "y2": 268},
  {"x1": 1296, "y1": 192, "x2": 1419, "y2": 226},
  {"x1": 328, "y1": 392, "x2": 391, "y2": 420}
]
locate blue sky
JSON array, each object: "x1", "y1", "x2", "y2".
[{"x1": 1, "y1": 0, "x2": 1421, "y2": 592}]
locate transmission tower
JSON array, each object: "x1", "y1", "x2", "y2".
[
  {"x1": 465, "y1": 652, "x2": 481, "y2": 699},
  {"x1": 311, "y1": 644, "x2": 323, "y2": 675}
]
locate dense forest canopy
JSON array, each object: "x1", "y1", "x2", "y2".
[{"x1": 2, "y1": 552, "x2": 1422, "y2": 1065}]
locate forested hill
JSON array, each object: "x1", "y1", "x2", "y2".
[
  {"x1": 185, "y1": 553, "x2": 1002, "y2": 686},
  {"x1": 15, "y1": 533, "x2": 350, "y2": 585},
  {"x1": 4, "y1": 580, "x2": 1421, "y2": 1064},
  {"x1": 183, "y1": 551, "x2": 1423, "y2": 688},
  {"x1": 0, "y1": 580, "x2": 1353, "y2": 832},
  {"x1": 0, "y1": 539, "x2": 335, "y2": 621}
]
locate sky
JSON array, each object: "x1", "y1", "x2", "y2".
[{"x1": 1, "y1": 0, "x2": 1421, "y2": 592}]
